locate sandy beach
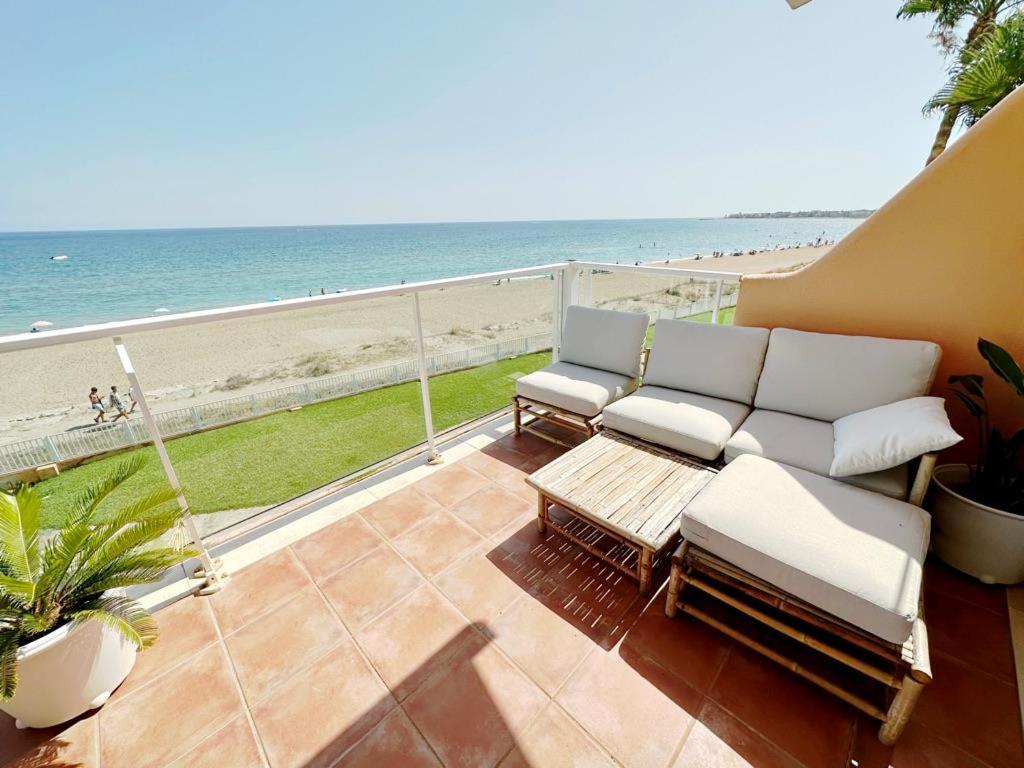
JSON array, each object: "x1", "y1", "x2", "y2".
[{"x1": 1, "y1": 245, "x2": 829, "y2": 444}]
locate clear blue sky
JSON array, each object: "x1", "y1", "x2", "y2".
[{"x1": 0, "y1": 1, "x2": 947, "y2": 231}]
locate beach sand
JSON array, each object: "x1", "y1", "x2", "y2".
[{"x1": 1, "y1": 245, "x2": 828, "y2": 443}]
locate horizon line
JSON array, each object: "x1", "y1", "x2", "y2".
[{"x1": 0, "y1": 211, "x2": 870, "y2": 237}]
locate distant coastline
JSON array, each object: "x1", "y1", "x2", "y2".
[{"x1": 725, "y1": 209, "x2": 874, "y2": 219}]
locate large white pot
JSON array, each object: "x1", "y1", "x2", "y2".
[
  {"x1": 0, "y1": 618, "x2": 137, "y2": 729},
  {"x1": 930, "y1": 463, "x2": 1024, "y2": 585}
]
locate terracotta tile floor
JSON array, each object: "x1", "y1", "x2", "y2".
[{"x1": 3, "y1": 428, "x2": 1023, "y2": 768}]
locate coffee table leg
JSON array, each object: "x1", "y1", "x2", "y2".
[
  {"x1": 537, "y1": 494, "x2": 548, "y2": 533},
  {"x1": 639, "y1": 548, "x2": 653, "y2": 595}
]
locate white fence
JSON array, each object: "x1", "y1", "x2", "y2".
[
  {"x1": 639, "y1": 289, "x2": 739, "y2": 322},
  {"x1": 0, "y1": 332, "x2": 553, "y2": 476}
]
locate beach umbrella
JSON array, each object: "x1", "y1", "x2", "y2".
[{"x1": 30, "y1": 320, "x2": 53, "y2": 330}]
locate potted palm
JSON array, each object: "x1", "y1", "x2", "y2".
[
  {"x1": 0, "y1": 457, "x2": 196, "y2": 728},
  {"x1": 932, "y1": 338, "x2": 1024, "y2": 584}
]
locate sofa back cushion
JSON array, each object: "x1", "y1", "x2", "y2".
[
  {"x1": 643, "y1": 320, "x2": 770, "y2": 405},
  {"x1": 753, "y1": 328, "x2": 942, "y2": 421},
  {"x1": 559, "y1": 305, "x2": 650, "y2": 378}
]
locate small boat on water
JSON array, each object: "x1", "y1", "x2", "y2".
[
  {"x1": 153, "y1": 308, "x2": 170, "y2": 314},
  {"x1": 51, "y1": 255, "x2": 68, "y2": 261}
]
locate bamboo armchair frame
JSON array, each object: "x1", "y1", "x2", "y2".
[
  {"x1": 666, "y1": 454, "x2": 937, "y2": 746},
  {"x1": 512, "y1": 348, "x2": 651, "y2": 448}
]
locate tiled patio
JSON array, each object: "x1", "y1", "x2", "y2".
[{"x1": 2, "y1": 429, "x2": 1022, "y2": 768}]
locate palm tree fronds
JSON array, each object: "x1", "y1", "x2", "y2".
[
  {"x1": 0, "y1": 485, "x2": 41, "y2": 583},
  {"x1": 0, "y1": 629, "x2": 21, "y2": 701},
  {"x1": 0, "y1": 574, "x2": 35, "y2": 606},
  {"x1": 69, "y1": 594, "x2": 158, "y2": 650},
  {"x1": 69, "y1": 455, "x2": 145, "y2": 518}
]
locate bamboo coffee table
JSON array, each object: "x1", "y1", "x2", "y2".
[{"x1": 525, "y1": 430, "x2": 715, "y2": 594}]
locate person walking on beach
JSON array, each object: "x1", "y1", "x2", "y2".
[
  {"x1": 109, "y1": 385, "x2": 129, "y2": 421},
  {"x1": 89, "y1": 387, "x2": 106, "y2": 423},
  {"x1": 127, "y1": 385, "x2": 138, "y2": 413}
]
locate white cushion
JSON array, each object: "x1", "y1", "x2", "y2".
[
  {"x1": 644, "y1": 320, "x2": 770, "y2": 405},
  {"x1": 725, "y1": 409, "x2": 909, "y2": 499},
  {"x1": 681, "y1": 455, "x2": 930, "y2": 644},
  {"x1": 603, "y1": 385, "x2": 750, "y2": 461},
  {"x1": 831, "y1": 397, "x2": 961, "y2": 477},
  {"x1": 516, "y1": 361, "x2": 636, "y2": 418},
  {"x1": 560, "y1": 305, "x2": 650, "y2": 378},
  {"x1": 754, "y1": 328, "x2": 942, "y2": 421}
]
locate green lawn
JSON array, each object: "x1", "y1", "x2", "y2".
[{"x1": 35, "y1": 351, "x2": 551, "y2": 528}]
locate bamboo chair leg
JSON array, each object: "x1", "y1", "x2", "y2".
[
  {"x1": 639, "y1": 548, "x2": 653, "y2": 595},
  {"x1": 536, "y1": 494, "x2": 548, "y2": 533},
  {"x1": 513, "y1": 397, "x2": 522, "y2": 436},
  {"x1": 879, "y1": 673, "x2": 927, "y2": 746},
  {"x1": 665, "y1": 543, "x2": 689, "y2": 618}
]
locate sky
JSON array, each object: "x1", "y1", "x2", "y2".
[{"x1": 0, "y1": 1, "x2": 950, "y2": 231}]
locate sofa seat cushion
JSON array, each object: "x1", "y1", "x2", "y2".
[
  {"x1": 602, "y1": 385, "x2": 750, "y2": 461},
  {"x1": 681, "y1": 454, "x2": 930, "y2": 644},
  {"x1": 516, "y1": 361, "x2": 637, "y2": 418},
  {"x1": 724, "y1": 409, "x2": 909, "y2": 500}
]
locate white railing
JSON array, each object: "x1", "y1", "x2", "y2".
[
  {"x1": 0, "y1": 260, "x2": 740, "y2": 590},
  {"x1": 0, "y1": 333, "x2": 553, "y2": 476}
]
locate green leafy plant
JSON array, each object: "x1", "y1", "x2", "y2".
[
  {"x1": 948, "y1": 338, "x2": 1024, "y2": 514},
  {"x1": 0, "y1": 457, "x2": 197, "y2": 699}
]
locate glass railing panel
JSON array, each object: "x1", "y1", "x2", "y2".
[
  {"x1": 587, "y1": 268, "x2": 737, "y2": 326},
  {"x1": 19, "y1": 296, "x2": 427, "y2": 540},
  {"x1": 416, "y1": 274, "x2": 555, "y2": 435},
  {"x1": 0, "y1": 340, "x2": 179, "y2": 534}
]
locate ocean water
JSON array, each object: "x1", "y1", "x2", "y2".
[{"x1": 0, "y1": 218, "x2": 860, "y2": 334}]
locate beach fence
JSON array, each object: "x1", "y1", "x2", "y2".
[
  {"x1": 634, "y1": 289, "x2": 739, "y2": 323},
  {"x1": 0, "y1": 332, "x2": 553, "y2": 477}
]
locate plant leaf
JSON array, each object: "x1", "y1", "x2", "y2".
[
  {"x1": 70, "y1": 455, "x2": 145, "y2": 518},
  {"x1": 0, "y1": 486, "x2": 40, "y2": 583},
  {"x1": 979, "y1": 338, "x2": 1024, "y2": 397},
  {"x1": 949, "y1": 388, "x2": 985, "y2": 417},
  {"x1": 948, "y1": 373, "x2": 985, "y2": 397},
  {"x1": 69, "y1": 594, "x2": 158, "y2": 650},
  {"x1": 0, "y1": 628, "x2": 20, "y2": 701}
]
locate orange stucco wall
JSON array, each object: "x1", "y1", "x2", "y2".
[{"x1": 734, "y1": 87, "x2": 1024, "y2": 455}]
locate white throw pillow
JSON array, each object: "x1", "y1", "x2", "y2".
[{"x1": 830, "y1": 396, "x2": 961, "y2": 477}]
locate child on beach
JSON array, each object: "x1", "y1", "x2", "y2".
[
  {"x1": 89, "y1": 387, "x2": 105, "y2": 423},
  {"x1": 109, "y1": 385, "x2": 129, "y2": 421}
]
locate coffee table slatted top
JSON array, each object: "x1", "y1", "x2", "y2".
[{"x1": 526, "y1": 431, "x2": 715, "y2": 551}]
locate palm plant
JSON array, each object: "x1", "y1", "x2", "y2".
[
  {"x1": 927, "y1": 14, "x2": 1024, "y2": 125},
  {"x1": 897, "y1": 0, "x2": 1022, "y2": 163},
  {"x1": 0, "y1": 457, "x2": 197, "y2": 700}
]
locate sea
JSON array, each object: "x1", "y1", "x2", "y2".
[{"x1": 0, "y1": 218, "x2": 861, "y2": 335}]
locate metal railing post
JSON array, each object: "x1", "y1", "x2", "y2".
[
  {"x1": 112, "y1": 337, "x2": 225, "y2": 594},
  {"x1": 711, "y1": 279, "x2": 725, "y2": 324},
  {"x1": 551, "y1": 270, "x2": 564, "y2": 362},
  {"x1": 411, "y1": 294, "x2": 442, "y2": 465}
]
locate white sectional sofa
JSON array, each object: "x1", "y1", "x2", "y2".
[{"x1": 605, "y1": 320, "x2": 944, "y2": 499}]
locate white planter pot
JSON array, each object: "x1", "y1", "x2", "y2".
[
  {"x1": 930, "y1": 463, "x2": 1024, "y2": 585},
  {"x1": 0, "y1": 618, "x2": 137, "y2": 729}
]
